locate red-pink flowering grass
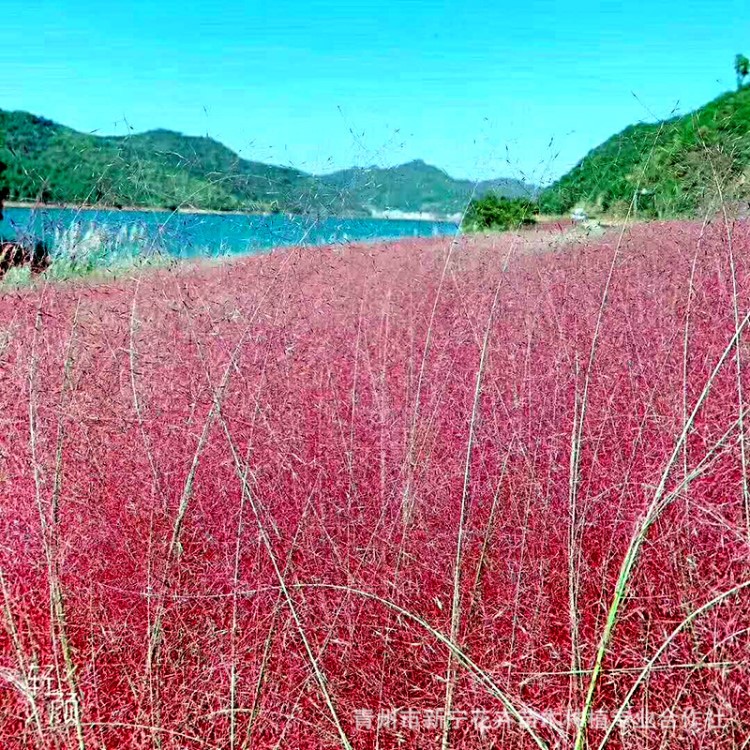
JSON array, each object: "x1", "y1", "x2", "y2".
[{"x1": 0, "y1": 223, "x2": 749, "y2": 749}]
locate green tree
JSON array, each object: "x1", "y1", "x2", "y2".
[
  {"x1": 461, "y1": 193, "x2": 538, "y2": 232},
  {"x1": 735, "y1": 54, "x2": 749, "y2": 90},
  {"x1": 0, "y1": 157, "x2": 8, "y2": 221}
]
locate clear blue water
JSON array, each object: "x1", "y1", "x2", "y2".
[{"x1": 0, "y1": 207, "x2": 458, "y2": 259}]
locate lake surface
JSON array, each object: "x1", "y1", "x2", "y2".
[{"x1": 0, "y1": 207, "x2": 458, "y2": 259}]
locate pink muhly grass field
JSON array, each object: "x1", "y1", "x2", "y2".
[{"x1": 0, "y1": 224, "x2": 749, "y2": 749}]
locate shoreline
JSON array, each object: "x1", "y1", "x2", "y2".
[
  {"x1": 4, "y1": 201, "x2": 460, "y2": 224},
  {"x1": 4, "y1": 201, "x2": 276, "y2": 217}
]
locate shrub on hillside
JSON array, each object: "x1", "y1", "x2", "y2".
[{"x1": 461, "y1": 193, "x2": 538, "y2": 231}]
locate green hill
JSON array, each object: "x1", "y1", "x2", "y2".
[
  {"x1": 0, "y1": 111, "x2": 322, "y2": 213},
  {"x1": 540, "y1": 87, "x2": 750, "y2": 217},
  {"x1": 0, "y1": 109, "x2": 533, "y2": 218},
  {"x1": 319, "y1": 160, "x2": 534, "y2": 216}
]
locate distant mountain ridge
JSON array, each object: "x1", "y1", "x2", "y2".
[
  {"x1": 320, "y1": 159, "x2": 535, "y2": 217},
  {"x1": 0, "y1": 109, "x2": 535, "y2": 219}
]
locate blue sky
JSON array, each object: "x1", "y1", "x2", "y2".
[{"x1": 3, "y1": 0, "x2": 748, "y2": 182}]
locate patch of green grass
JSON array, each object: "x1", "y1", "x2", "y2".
[{"x1": 0, "y1": 252, "x2": 176, "y2": 291}]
